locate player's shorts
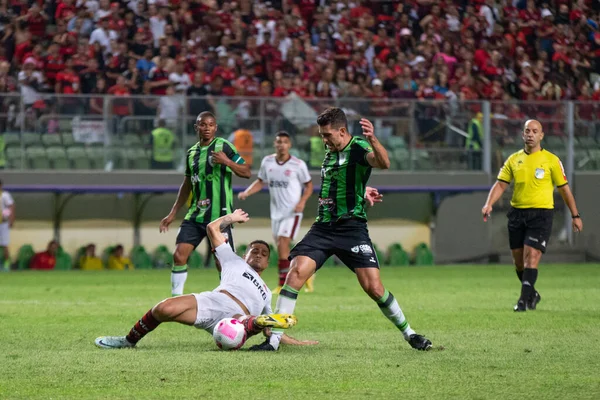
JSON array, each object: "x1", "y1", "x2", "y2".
[
  {"x1": 507, "y1": 207, "x2": 553, "y2": 253},
  {"x1": 0, "y1": 223, "x2": 9, "y2": 247},
  {"x1": 271, "y1": 213, "x2": 303, "y2": 241},
  {"x1": 176, "y1": 219, "x2": 235, "y2": 251},
  {"x1": 193, "y1": 291, "x2": 246, "y2": 334},
  {"x1": 289, "y1": 218, "x2": 379, "y2": 272}
]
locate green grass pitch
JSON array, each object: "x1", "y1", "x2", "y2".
[{"x1": 1, "y1": 264, "x2": 600, "y2": 399}]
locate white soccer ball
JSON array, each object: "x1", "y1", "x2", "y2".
[{"x1": 213, "y1": 318, "x2": 247, "y2": 350}]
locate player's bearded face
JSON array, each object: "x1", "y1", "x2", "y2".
[
  {"x1": 319, "y1": 125, "x2": 345, "y2": 151},
  {"x1": 245, "y1": 244, "x2": 269, "y2": 272},
  {"x1": 195, "y1": 118, "x2": 217, "y2": 142}
]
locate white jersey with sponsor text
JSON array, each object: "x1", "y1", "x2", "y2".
[
  {"x1": 258, "y1": 155, "x2": 311, "y2": 220},
  {"x1": 213, "y1": 243, "x2": 272, "y2": 316}
]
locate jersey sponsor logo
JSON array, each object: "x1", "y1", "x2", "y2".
[
  {"x1": 197, "y1": 199, "x2": 211, "y2": 215},
  {"x1": 321, "y1": 168, "x2": 340, "y2": 180},
  {"x1": 350, "y1": 244, "x2": 373, "y2": 254},
  {"x1": 242, "y1": 271, "x2": 267, "y2": 300},
  {"x1": 534, "y1": 168, "x2": 545, "y2": 179},
  {"x1": 269, "y1": 180, "x2": 290, "y2": 188},
  {"x1": 318, "y1": 197, "x2": 334, "y2": 209},
  {"x1": 191, "y1": 173, "x2": 216, "y2": 183}
]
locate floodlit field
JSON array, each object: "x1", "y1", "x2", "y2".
[{"x1": 1, "y1": 265, "x2": 599, "y2": 399}]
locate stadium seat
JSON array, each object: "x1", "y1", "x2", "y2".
[
  {"x1": 109, "y1": 147, "x2": 128, "y2": 169},
  {"x1": 26, "y1": 146, "x2": 50, "y2": 169},
  {"x1": 130, "y1": 246, "x2": 153, "y2": 269},
  {"x1": 55, "y1": 250, "x2": 73, "y2": 270},
  {"x1": 187, "y1": 250, "x2": 202, "y2": 269},
  {"x1": 387, "y1": 136, "x2": 407, "y2": 149},
  {"x1": 127, "y1": 148, "x2": 150, "y2": 169},
  {"x1": 387, "y1": 243, "x2": 410, "y2": 266},
  {"x1": 268, "y1": 244, "x2": 278, "y2": 267},
  {"x1": 123, "y1": 134, "x2": 143, "y2": 147},
  {"x1": 46, "y1": 146, "x2": 70, "y2": 169},
  {"x1": 294, "y1": 135, "x2": 310, "y2": 150},
  {"x1": 152, "y1": 245, "x2": 172, "y2": 269},
  {"x1": 545, "y1": 136, "x2": 565, "y2": 150},
  {"x1": 184, "y1": 135, "x2": 198, "y2": 147},
  {"x1": 589, "y1": 149, "x2": 600, "y2": 169},
  {"x1": 61, "y1": 133, "x2": 75, "y2": 147},
  {"x1": 3, "y1": 133, "x2": 20, "y2": 147},
  {"x1": 6, "y1": 146, "x2": 24, "y2": 169},
  {"x1": 16, "y1": 244, "x2": 35, "y2": 270},
  {"x1": 67, "y1": 146, "x2": 92, "y2": 169},
  {"x1": 101, "y1": 246, "x2": 115, "y2": 267},
  {"x1": 237, "y1": 243, "x2": 248, "y2": 257},
  {"x1": 393, "y1": 148, "x2": 410, "y2": 169},
  {"x1": 86, "y1": 147, "x2": 107, "y2": 169},
  {"x1": 414, "y1": 243, "x2": 434, "y2": 266},
  {"x1": 21, "y1": 133, "x2": 39, "y2": 147},
  {"x1": 41, "y1": 134, "x2": 62, "y2": 147}
]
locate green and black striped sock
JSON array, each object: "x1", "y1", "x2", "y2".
[{"x1": 377, "y1": 290, "x2": 415, "y2": 340}]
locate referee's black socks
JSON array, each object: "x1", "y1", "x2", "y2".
[
  {"x1": 519, "y1": 268, "x2": 538, "y2": 302},
  {"x1": 516, "y1": 269, "x2": 524, "y2": 282}
]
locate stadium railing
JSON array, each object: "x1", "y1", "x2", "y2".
[{"x1": 2, "y1": 95, "x2": 599, "y2": 173}]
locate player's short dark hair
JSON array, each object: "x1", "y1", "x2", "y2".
[
  {"x1": 249, "y1": 240, "x2": 270, "y2": 256},
  {"x1": 196, "y1": 111, "x2": 216, "y2": 123},
  {"x1": 275, "y1": 131, "x2": 291, "y2": 140},
  {"x1": 317, "y1": 107, "x2": 348, "y2": 130}
]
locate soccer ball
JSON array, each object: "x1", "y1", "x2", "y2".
[{"x1": 213, "y1": 318, "x2": 247, "y2": 350}]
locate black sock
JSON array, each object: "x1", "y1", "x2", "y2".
[
  {"x1": 516, "y1": 269, "x2": 524, "y2": 282},
  {"x1": 519, "y1": 268, "x2": 538, "y2": 302}
]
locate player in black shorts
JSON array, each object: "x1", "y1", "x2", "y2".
[
  {"x1": 159, "y1": 111, "x2": 251, "y2": 296},
  {"x1": 482, "y1": 120, "x2": 583, "y2": 311},
  {"x1": 249, "y1": 107, "x2": 432, "y2": 352}
]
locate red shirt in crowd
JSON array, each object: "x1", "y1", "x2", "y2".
[{"x1": 30, "y1": 252, "x2": 56, "y2": 270}]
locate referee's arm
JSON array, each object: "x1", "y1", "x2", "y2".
[
  {"x1": 482, "y1": 180, "x2": 509, "y2": 221},
  {"x1": 556, "y1": 185, "x2": 583, "y2": 233}
]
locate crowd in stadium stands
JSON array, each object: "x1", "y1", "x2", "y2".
[{"x1": 1, "y1": 0, "x2": 599, "y2": 120}]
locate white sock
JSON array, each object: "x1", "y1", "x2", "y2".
[
  {"x1": 171, "y1": 265, "x2": 188, "y2": 296},
  {"x1": 377, "y1": 290, "x2": 416, "y2": 340},
  {"x1": 270, "y1": 284, "x2": 299, "y2": 349}
]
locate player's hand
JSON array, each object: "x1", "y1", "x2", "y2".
[
  {"x1": 211, "y1": 151, "x2": 230, "y2": 166},
  {"x1": 365, "y1": 186, "x2": 383, "y2": 206},
  {"x1": 230, "y1": 209, "x2": 249, "y2": 224},
  {"x1": 238, "y1": 192, "x2": 248, "y2": 201},
  {"x1": 482, "y1": 204, "x2": 493, "y2": 222},
  {"x1": 359, "y1": 118, "x2": 375, "y2": 140},
  {"x1": 572, "y1": 217, "x2": 583, "y2": 233},
  {"x1": 294, "y1": 201, "x2": 306, "y2": 213},
  {"x1": 159, "y1": 213, "x2": 175, "y2": 232}
]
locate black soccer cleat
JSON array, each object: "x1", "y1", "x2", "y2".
[
  {"x1": 527, "y1": 291, "x2": 541, "y2": 310},
  {"x1": 513, "y1": 299, "x2": 527, "y2": 312},
  {"x1": 408, "y1": 334, "x2": 432, "y2": 351},
  {"x1": 248, "y1": 339, "x2": 277, "y2": 351}
]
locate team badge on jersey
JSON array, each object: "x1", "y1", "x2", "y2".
[{"x1": 535, "y1": 168, "x2": 545, "y2": 179}]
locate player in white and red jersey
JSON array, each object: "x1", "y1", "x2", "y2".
[{"x1": 239, "y1": 131, "x2": 315, "y2": 293}]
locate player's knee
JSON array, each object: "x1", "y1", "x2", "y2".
[
  {"x1": 153, "y1": 299, "x2": 179, "y2": 319},
  {"x1": 363, "y1": 281, "x2": 385, "y2": 300},
  {"x1": 173, "y1": 248, "x2": 188, "y2": 265},
  {"x1": 285, "y1": 266, "x2": 307, "y2": 289}
]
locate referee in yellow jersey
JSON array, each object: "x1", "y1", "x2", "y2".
[{"x1": 481, "y1": 120, "x2": 583, "y2": 312}]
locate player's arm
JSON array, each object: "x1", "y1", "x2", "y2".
[
  {"x1": 159, "y1": 176, "x2": 192, "y2": 232},
  {"x1": 262, "y1": 328, "x2": 319, "y2": 346},
  {"x1": 212, "y1": 142, "x2": 251, "y2": 178},
  {"x1": 360, "y1": 118, "x2": 390, "y2": 169},
  {"x1": 238, "y1": 178, "x2": 265, "y2": 200},
  {"x1": 482, "y1": 157, "x2": 513, "y2": 220},
  {"x1": 8, "y1": 203, "x2": 15, "y2": 227},
  {"x1": 206, "y1": 209, "x2": 249, "y2": 248},
  {"x1": 553, "y1": 157, "x2": 583, "y2": 232}
]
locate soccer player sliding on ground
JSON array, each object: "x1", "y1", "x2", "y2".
[
  {"x1": 95, "y1": 209, "x2": 317, "y2": 349},
  {"x1": 249, "y1": 107, "x2": 432, "y2": 352},
  {"x1": 482, "y1": 119, "x2": 583, "y2": 312}
]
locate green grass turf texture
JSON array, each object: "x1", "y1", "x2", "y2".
[{"x1": 1, "y1": 264, "x2": 599, "y2": 400}]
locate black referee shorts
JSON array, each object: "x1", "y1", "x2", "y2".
[
  {"x1": 175, "y1": 219, "x2": 235, "y2": 251},
  {"x1": 507, "y1": 207, "x2": 553, "y2": 253},
  {"x1": 289, "y1": 218, "x2": 380, "y2": 272}
]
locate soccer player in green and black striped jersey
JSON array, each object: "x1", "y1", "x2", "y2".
[
  {"x1": 249, "y1": 107, "x2": 433, "y2": 352},
  {"x1": 159, "y1": 111, "x2": 251, "y2": 296}
]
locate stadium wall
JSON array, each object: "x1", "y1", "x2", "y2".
[{"x1": 3, "y1": 171, "x2": 599, "y2": 262}]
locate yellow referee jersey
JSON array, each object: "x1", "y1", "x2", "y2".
[{"x1": 497, "y1": 149, "x2": 568, "y2": 209}]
